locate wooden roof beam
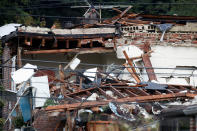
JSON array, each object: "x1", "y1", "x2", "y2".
[
  {"x1": 142, "y1": 54, "x2": 157, "y2": 81},
  {"x1": 110, "y1": 86, "x2": 125, "y2": 98},
  {"x1": 98, "y1": 88, "x2": 114, "y2": 100},
  {"x1": 124, "y1": 89, "x2": 139, "y2": 97},
  {"x1": 23, "y1": 47, "x2": 114, "y2": 54},
  {"x1": 46, "y1": 93, "x2": 197, "y2": 111}
]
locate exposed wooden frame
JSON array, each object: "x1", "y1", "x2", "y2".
[
  {"x1": 23, "y1": 47, "x2": 114, "y2": 54},
  {"x1": 142, "y1": 54, "x2": 157, "y2": 81},
  {"x1": 46, "y1": 93, "x2": 197, "y2": 111},
  {"x1": 17, "y1": 47, "x2": 22, "y2": 68}
]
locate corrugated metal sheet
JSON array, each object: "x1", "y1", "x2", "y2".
[{"x1": 0, "y1": 23, "x2": 21, "y2": 38}]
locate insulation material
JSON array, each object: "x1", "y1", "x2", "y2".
[
  {"x1": 87, "y1": 93, "x2": 99, "y2": 101},
  {"x1": 19, "y1": 26, "x2": 116, "y2": 35},
  {"x1": 69, "y1": 58, "x2": 81, "y2": 70},
  {"x1": 11, "y1": 63, "x2": 37, "y2": 84},
  {"x1": 118, "y1": 68, "x2": 135, "y2": 82},
  {"x1": 0, "y1": 24, "x2": 21, "y2": 38},
  {"x1": 83, "y1": 68, "x2": 97, "y2": 81},
  {"x1": 31, "y1": 76, "x2": 50, "y2": 108},
  {"x1": 71, "y1": 28, "x2": 115, "y2": 35},
  {"x1": 116, "y1": 45, "x2": 143, "y2": 59},
  {"x1": 18, "y1": 26, "x2": 50, "y2": 34},
  {"x1": 52, "y1": 29, "x2": 71, "y2": 34}
]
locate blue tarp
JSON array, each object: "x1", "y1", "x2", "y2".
[
  {"x1": 140, "y1": 82, "x2": 167, "y2": 90},
  {"x1": 156, "y1": 24, "x2": 173, "y2": 32},
  {"x1": 19, "y1": 95, "x2": 31, "y2": 122},
  {"x1": 155, "y1": 24, "x2": 173, "y2": 41}
]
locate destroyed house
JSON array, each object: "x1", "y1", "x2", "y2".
[{"x1": 1, "y1": 12, "x2": 197, "y2": 131}]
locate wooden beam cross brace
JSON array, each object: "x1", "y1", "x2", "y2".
[{"x1": 110, "y1": 86, "x2": 125, "y2": 98}]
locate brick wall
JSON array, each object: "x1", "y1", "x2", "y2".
[
  {"x1": 33, "y1": 109, "x2": 63, "y2": 131},
  {"x1": 2, "y1": 44, "x2": 12, "y2": 130},
  {"x1": 124, "y1": 32, "x2": 197, "y2": 45},
  {"x1": 190, "y1": 116, "x2": 195, "y2": 131}
]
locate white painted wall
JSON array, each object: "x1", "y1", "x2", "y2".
[{"x1": 150, "y1": 45, "x2": 197, "y2": 86}]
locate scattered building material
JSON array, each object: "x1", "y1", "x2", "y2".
[
  {"x1": 2, "y1": 11, "x2": 197, "y2": 131},
  {"x1": 31, "y1": 76, "x2": 50, "y2": 108},
  {"x1": 123, "y1": 51, "x2": 141, "y2": 83},
  {"x1": 11, "y1": 63, "x2": 37, "y2": 84}
]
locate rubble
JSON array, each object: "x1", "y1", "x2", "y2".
[{"x1": 1, "y1": 7, "x2": 197, "y2": 131}]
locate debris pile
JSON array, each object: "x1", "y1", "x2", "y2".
[{"x1": 1, "y1": 6, "x2": 197, "y2": 131}]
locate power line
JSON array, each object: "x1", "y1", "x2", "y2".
[
  {"x1": 0, "y1": 64, "x2": 197, "y2": 76},
  {"x1": 1, "y1": 2, "x2": 197, "y2": 10},
  {"x1": 20, "y1": 58, "x2": 197, "y2": 70},
  {"x1": 1, "y1": 57, "x2": 197, "y2": 70},
  {"x1": 93, "y1": 2, "x2": 197, "y2": 5},
  {"x1": 0, "y1": 12, "x2": 106, "y2": 20}
]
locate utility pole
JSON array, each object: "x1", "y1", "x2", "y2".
[{"x1": 99, "y1": 3, "x2": 101, "y2": 23}]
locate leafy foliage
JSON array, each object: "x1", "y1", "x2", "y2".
[
  {"x1": 0, "y1": 118, "x2": 5, "y2": 131},
  {"x1": 13, "y1": 115, "x2": 24, "y2": 128},
  {"x1": 43, "y1": 99, "x2": 58, "y2": 108},
  {"x1": 0, "y1": 0, "x2": 197, "y2": 27}
]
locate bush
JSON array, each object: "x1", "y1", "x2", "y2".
[
  {"x1": 13, "y1": 116, "x2": 24, "y2": 129},
  {"x1": 0, "y1": 118, "x2": 5, "y2": 131}
]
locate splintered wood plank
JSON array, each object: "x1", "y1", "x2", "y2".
[
  {"x1": 17, "y1": 47, "x2": 22, "y2": 68},
  {"x1": 112, "y1": 6, "x2": 132, "y2": 24},
  {"x1": 175, "y1": 86, "x2": 187, "y2": 90},
  {"x1": 124, "y1": 89, "x2": 138, "y2": 97},
  {"x1": 66, "y1": 40, "x2": 69, "y2": 48},
  {"x1": 166, "y1": 89, "x2": 174, "y2": 94},
  {"x1": 46, "y1": 93, "x2": 196, "y2": 111},
  {"x1": 30, "y1": 37, "x2": 32, "y2": 46},
  {"x1": 110, "y1": 86, "x2": 125, "y2": 98},
  {"x1": 131, "y1": 88, "x2": 150, "y2": 96},
  {"x1": 66, "y1": 111, "x2": 72, "y2": 131},
  {"x1": 73, "y1": 96, "x2": 82, "y2": 101},
  {"x1": 90, "y1": 40, "x2": 93, "y2": 48},
  {"x1": 59, "y1": 65, "x2": 69, "y2": 96},
  {"x1": 155, "y1": 90, "x2": 162, "y2": 95},
  {"x1": 23, "y1": 47, "x2": 114, "y2": 54},
  {"x1": 123, "y1": 63, "x2": 141, "y2": 84},
  {"x1": 86, "y1": 91, "x2": 92, "y2": 96},
  {"x1": 41, "y1": 38, "x2": 45, "y2": 47},
  {"x1": 112, "y1": 8, "x2": 122, "y2": 13},
  {"x1": 98, "y1": 88, "x2": 114, "y2": 99},
  {"x1": 64, "y1": 95, "x2": 79, "y2": 102},
  {"x1": 53, "y1": 40, "x2": 58, "y2": 48},
  {"x1": 77, "y1": 39, "x2": 81, "y2": 48},
  {"x1": 122, "y1": 50, "x2": 141, "y2": 84},
  {"x1": 168, "y1": 85, "x2": 180, "y2": 93},
  {"x1": 142, "y1": 54, "x2": 157, "y2": 81}
]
